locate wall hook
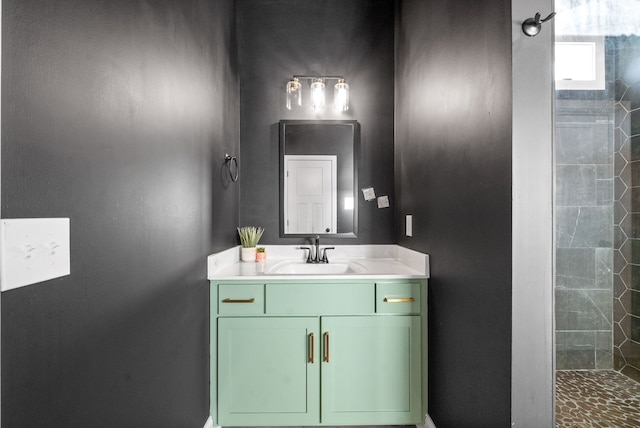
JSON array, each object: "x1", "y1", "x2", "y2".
[
  {"x1": 522, "y1": 12, "x2": 556, "y2": 37},
  {"x1": 224, "y1": 154, "x2": 239, "y2": 182}
]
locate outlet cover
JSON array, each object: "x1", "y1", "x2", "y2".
[{"x1": 1, "y1": 218, "x2": 71, "y2": 292}]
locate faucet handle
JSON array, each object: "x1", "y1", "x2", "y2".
[
  {"x1": 298, "y1": 246, "x2": 313, "y2": 263},
  {"x1": 321, "y1": 247, "x2": 335, "y2": 263}
]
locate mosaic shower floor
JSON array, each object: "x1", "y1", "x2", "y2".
[{"x1": 556, "y1": 370, "x2": 640, "y2": 428}]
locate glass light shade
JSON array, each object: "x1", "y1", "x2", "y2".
[
  {"x1": 310, "y1": 79, "x2": 325, "y2": 110},
  {"x1": 286, "y1": 78, "x2": 302, "y2": 110},
  {"x1": 334, "y1": 79, "x2": 349, "y2": 111}
]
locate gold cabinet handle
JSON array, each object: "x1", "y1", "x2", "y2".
[
  {"x1": 222, "y1": 298, "x2": 255, "y2": 303},
  {"x1": 309, "y1": 333, "x2": 315, "y2": 364},
  {"x1": 383, "y1": 297, "x2": 415, "y2": 303},
  {"x1": 324, "y1": 332, "x2": 330, "y2": 363}
]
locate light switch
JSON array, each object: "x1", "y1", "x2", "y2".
[
  {"x1": 406, "y1": 215, "x2": 413, "y2": 237},
  {"x1": 1, "y1": 218, "x2": 70, "y2": 292}
]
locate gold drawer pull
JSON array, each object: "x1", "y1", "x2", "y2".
[
  {"x1": 384, "y1": 297, "x2": 415, "y2": 303},
  {"x1": 309, "y1": 333, "x2": 315, "y2": 364},
  {"x1": 222, "y1": 298, "x2": 255, "y2": 303},
  {"x1": 324, "y1": 332, "x2": 330, "y2": 363}
]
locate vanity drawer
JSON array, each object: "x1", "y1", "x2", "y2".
[
  {"x1": 376, "y1": 281, "x2": 421, "y2": 314},
  {"x1": 266, "y1": 282, "x2": 374, "y2": 314},
  {"x1": 218, "y1": 284, "x2": 264, "y2": 315}
]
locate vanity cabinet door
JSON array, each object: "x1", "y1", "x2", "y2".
[
  {"x1": 320, "y1": 316, "x2": 422, "y2": 425},
  {"x1": 217, "y1": 317, "x2": 320, "y2": 425}
]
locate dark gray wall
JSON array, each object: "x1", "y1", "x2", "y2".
[
  {"x1": 395, "y1": 0, "x2": 512, "y2": 426},
  {"x1": 237, "y1": 0, "x2": 395, "y2": 245},
  {"x1": 1, "y1": 1, "x2": 239, "y2": 427}
]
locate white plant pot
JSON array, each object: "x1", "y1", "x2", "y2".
[{"x1": 241, "y1": 247, "x2": 257, "y2": 262}]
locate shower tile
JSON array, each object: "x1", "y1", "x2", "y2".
[
  {"x1": 557, "y1": 165, "x2": 597, "y2": 206},
  {"x1": 556, "y1": 122, "x2": 612, "y2": 164},
  {"x1": 614, "y1": 127, "x2": 626, "y2": 152},
  {"x1": 631, "y1": 315, "x2": 640, "y2": 342},
  {"x1": 556, "y1": 370, "x2": 640, "y2": 428},
  {"x1": 632, "y1": 188, "x2": 640, "y2": 213},
  {"x1": 631, "y1": 160, "x2": 640, "y2": 185},
  {"x1": 587, "y1": 290, "x2": 613, "y2": 324},
  {"x1": 631, "y1": 240, "x2": 640, "y2": 264},
  {"x1": 622, "y1": 162, "x2": 633, "y2": 187},
  {"x1": 615, "y1": 274, "x2": 627, "y2": 298},
  {"x1": 615, "y1": 177, "x2": 629, "y2": 201},
  {"x1": 615, "y1": 298, "x2": 627, "y2": 324},
  {"x1": 614, "y1": 226, "x2": 627, "y2": 249},
  {"x1": 613, "y1": 346, "x2": 626, "y2": 370},
  {"x1": 571, "y1": 206, "x2": 613, "y2": 247},
  {"x1": 621, "y1": 364, "x2": 640, "y2": 383},
  {"x1": 631, "y1": 135, "x2": 640, "y2": 161},
  {"x1": 627, "y1": 81, "x2": 640, "y2": 111},
  {"x1": 621, "y1": 108, "x2": 640, "y2": 137},
  {"x1": 616, "y1": 79, "x2": 630, "y2": 101},
  {"x1": 556, "y1": 289, "x2": 612, "y2": 330},
  {"x1": 556, "y1": 207, "x2": 580, "y2": 248},
  {"x1": 596, "y1": 248, "x2": 614, "y2": 289},
  {"x1": 556, "y1": 350, "x2": 595, "y2": 370},
  {"x1": 632, "y1": 214, "x2": 640, "y2": 238},
  {"x1": 556, "y1": 248, "x2": 596, "y2": 289},
  {"x1": 621, "y1": 315, "x2": 633, "y2": 340},
  {"x1": 616, "y1": 102, "x2": 629, "y2": 129},
  {"x1": 557, "y1": 331, "x2": 596, "y2": 350},
  {"x1": 622, "y1": 239, "x2": 633, "y2": 263},
  {"x1": 620, "y1": 263, "x2": 632, "y2": 288},
  {"x1": 597, "y1": 164, "x2": 614, "y2": 179},
  {"x1": 597, "y1": 179, "x2": 614, "y2": 205},
  {"x1": 633, "y1": 265, "x2": 640, "y2": 290},
  {"x1": 622, "y1": 213, "x2": 633, "y2": 240},
  {"x1": 596, "y1": 331, "x2": 614, "y2": 369},
  {"x1": 621, "y1": 339, "x2": 640, "y2": 367},
  {"x1": 632, "y1": 290, "x2": 640, "y2": 316},
  {"x1": 614, "y1": 202, "x2": 628, "y2": 225},
  {"x1": 621, "y1": 290, "x2": 634, "y2": 314},
  {"x1": 614, "y1": 322, "x2": 626, "y2": 347},
  {"x1": 556, "y1": 331, "x2": 596, "y2": 370},
  {"x1": 616, "y1": 152, "x2": 628, "y2": 176}
]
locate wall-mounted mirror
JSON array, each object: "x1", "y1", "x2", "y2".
[{"x1": 280, "y1": 120, "x2": 359, "y2": 238}]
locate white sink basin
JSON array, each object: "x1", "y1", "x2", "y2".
[{"x1": 267, "y1": 260, "x2": 367, "y2": 275}]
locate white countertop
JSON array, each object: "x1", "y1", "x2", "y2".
[{"x1": 207, "y1": 245, "x2": 430, "y2": 280}]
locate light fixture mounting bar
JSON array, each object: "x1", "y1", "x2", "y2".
[{"x1": 293, "y1": 75, "x2": 344, "y2": 81}]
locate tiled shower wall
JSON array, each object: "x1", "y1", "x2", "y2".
[
  {"x1": 555, "y1": 97, "x2": 614, "y2": 370},
  {"x1": 555, "y1": 36, "x2": 618, "y2": 371},
  {"x1": 613, "y1": 35, "x2": 640, "y2": 383}
]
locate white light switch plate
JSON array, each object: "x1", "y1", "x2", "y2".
[
  {"x1": 406, "y1": 215, "x2": 413, "y2": 237},
  {"x1": 1, "y1": 218, "x2": 71, "y2": 292}
]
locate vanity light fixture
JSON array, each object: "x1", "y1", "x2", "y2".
[
  {"x1": 286, "y1": 75, "x2": 349, "y2": 112},
  {"x1": 286, "y1": 77, "x2": 302, "y2": 110},
  {"x1": 310, "y1": 78, "x2": 325, "y2": 110},
  {"x1": 334, "y1": 78, "x2": 349, "y2": 112}
]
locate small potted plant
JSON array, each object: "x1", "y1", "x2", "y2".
[
  {"x1": 256, "y1": 247, "x2": 267, "y2": 262},
  {"x1": 237, "y1": 226, "x2": 264, "y2": 262}
]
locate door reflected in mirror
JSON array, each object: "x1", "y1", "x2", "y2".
[{"x1": 280, "y1": 120, "x2": 359, "y2": 238}]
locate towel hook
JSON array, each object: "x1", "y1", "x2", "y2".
[
  {"x1": 522, "y1": 12, "x2": 556, "y2": 37},
  {"x1": 225, "y1": 154, "x2": 239, "y2": 182}
]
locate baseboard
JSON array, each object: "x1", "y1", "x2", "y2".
[
  {"x1": 416, "y1": 413, "x2": 437, "y2": 428},
  {"x1": 203, "y1": 416, "x2": 214, "y2": 428},
  {"x1": 204, "y1": 413, "x2": 434, "y2": 428}
]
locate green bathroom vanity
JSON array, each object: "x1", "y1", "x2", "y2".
[{"x1": 209, "y1": 275, "x2": 428, "y2": 426}]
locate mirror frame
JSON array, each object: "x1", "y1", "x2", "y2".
[{"x1": 279, "y1": 119, "x2": 359, "y2": 238}]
